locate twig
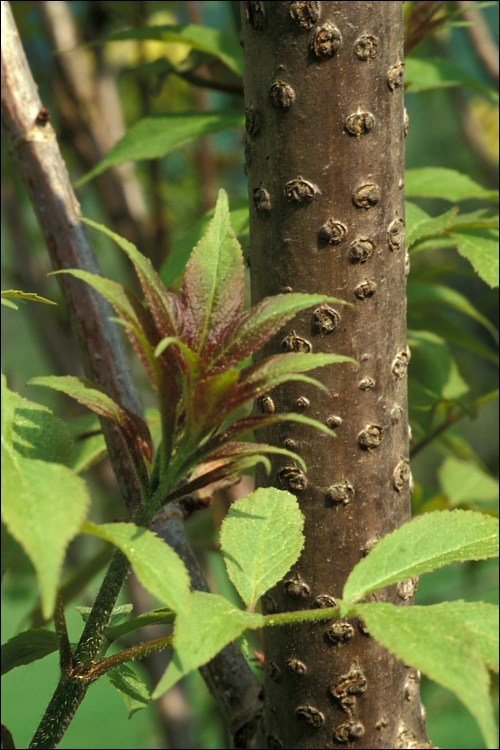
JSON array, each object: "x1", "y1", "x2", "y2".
[
  {"x1": 456, "y1": 0, "x2": 499, "y2": 83},
  {"x1": 54, "y1": 592, "x2": 73, "y2": 673}
]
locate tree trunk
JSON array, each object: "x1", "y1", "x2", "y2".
[{"x1": 242, "y1": 2, "x2": 431, "y2": 748}]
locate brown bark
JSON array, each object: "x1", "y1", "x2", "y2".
[{"x1": 242, "y1": 3, "x2": 431, "y2": 748}]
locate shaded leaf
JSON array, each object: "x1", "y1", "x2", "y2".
[
  {"x1": 220, "y1": 488, "x2": 304, "y2": 611},
  {"x1": 407, "y1": 330, "x2": 468, "y2": 413},
  {"x1": 82, "y1": 521, "x2": 191, "y2": 614},
  {"x1": 1, "y1": 449, "x2": 89, "y2": 619},
  {"x1": 407, "y1": 282, "x2": 498, "y2": 344},
  {"x1": 181, "y1": 189, "x2": 244, "y2": 354},
  {"x1": 406, "y1": 168, "x2": 498, "y2": 203},
  {"x1": 1, "y1": 628, "x2": 58, "y2": 675},
  {"x1": 405, "y1": 57, "x2": 496, "y2": 98},
  {"x1": 439, "y1": 457, "x2": 499, "y2": 509},
  {"x1": 406, "y1": 202, "x2": 458, "y2": 248},
  {"x1": 77, "y1": 112, "x2": 243, "y2": 186},
  {"x1": 107, "y1": 664, "x2": 151, "y2": 718},
  {"x1": 153, "y1": 591, "x2": 263, "y2": 697},
  {"x1": 352, "y1": 602, "x2": 497, "y2": 749},
  {"x1": 8, "y1": 389, "x2": 72, "y2": 465},
  {"x1": 343, "y1": 510, "x2": 499, "y2": 604}
]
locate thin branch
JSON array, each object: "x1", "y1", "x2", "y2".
[
  {"x1": 54, "y1": 592, "x2": 73, "y2": 673},
  {"x1": 456, "y1": 0, "x2": 499, "y2": 83}
]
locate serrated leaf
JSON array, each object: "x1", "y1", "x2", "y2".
[
  {"x1": 343, "y1": 510, "x2": 499, "y2": 604},
  {"x1": 1, "y1": 290, "x2": 57, "y2": 305},
  {"x1": 107, "y1": 664, "x2": 151, "y2": 718},
  {"x1": 242, "y1": 352, "x2": 358, "y2": 391},
  {"x1": 76, "y1": 603, "x2": 133, "y2": 627},
  {"x1": 76, "y1": 112, "x2": 243, "y2": 186},
  {"x1": 212, "y1": 411, "x2": 337, "y2": 445},
  {"x1": 218, "y1": 294, "x2": 352, "y2": 368},
  {"x1": 29, "y1": 375, "x2": 127, "y2": 425},
  {"x1": 81, "y1": 218, "x2": 186, "y2": 342},
  {"x1": 160, "y1": 206, "x2": 249, "y2": 286},
  {"x1": 1, "y1": 449, "x2": 90, "y2": 619},
  {"x1": 8, "y1": 389, "x2": 72, "y2": 465},
  {"x1": 220, "y1": 488, "x2": 305, "y2": 611},
  {"x1": 152, "y1": 591, "x2": 263, "y2": 697},
  {"x1": 429, "y1": 600, "x2": 499, "y2": 672},
  {"x1": 406, "y1": 168, "x2": 498, "y2": 203},
  {"x1": 352, "y1": 602, "x2": 498, "y2": 749},
  {"x1": 408, "y1": 282, "x2": 498, "y2": 344},
  {"x1": 439, "y1": 457, "x2": 499, "y2": 509},
  {"x1": 450, "y1": 228, "x2": 499, "y2": 288},
  {"x1": 1, "y1": 628, "x2": 58, "y2": 675},
  {"x1": 102, "y1": 23, "x2": 243, "y2": 77},
  {"x1": 82, "y1": 521, "x2": 191, "y2": 614},
  {"x1": 181, "y1": 189, "x2": 244, "y2": 355},
  {"x1": 406, "y1": 202, "x2": 458, "y2": 248},
  {"x1": 202, "y1": 441, "x2": 307, "y2": 474}
]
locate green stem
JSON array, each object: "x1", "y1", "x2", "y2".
[
  {"x1": 70, "y1": 634, "x2": 172, "y2": 682},
  {"x1": 262, "y1": 606, "x2": 341, "y2": 627},
  {"x1": 105, "y1": 608, "x2": 175, "y2": 645}
]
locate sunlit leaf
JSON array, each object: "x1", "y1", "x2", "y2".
[
  {"x1": 181, "y1": 189, "x2": 244, "y2": 355},
  {"x1": 153, "y1": 591, "x2": 263, "y2": 697},
  {"x1": 2, "y1": 449, "x2": 90, "y2": 619},
  {"x1": 1, "y1": 290, "x2": 57, "y2": 306},
  {"x1": 82, "y1": 521, "x2": 191, "y2": 614},
  {"x1": 8, "y1": 389, "x2": 72, "y2": 465},
  {"x1": 406, "y1": 168, "x2": 498, "y2": 203},
  {"x1": 343, "y1": 510, "x2": 499, "y2": 604},
  {"x1": 220, "y1": 488, "x2": 305, "y2": 611},
  {"x1": 451, "y1": 228, "x2": 499, "y2": 289},
  {"x1": 352, "y1": 602, "x2": 498, "y2": 749}
]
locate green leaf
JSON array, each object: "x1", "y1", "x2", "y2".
[
  {"x1": 407, "y1": 330, "x2": 469, "y2": 412},
  {"x1": 405, "y1": 57, "x2": 496, "y2": 99},
  {"x1": 181, "y1": 189, "x2": 244, "y2": 354},
  {"x1": 102, "y1": 23, "x2": 243, "y2": 77},
  {"x1": 343, "y1": 510, "x2": 499, "y2": 604},
  {"x1": 243, "y1": 352, "x2": 358, "y2": 393},
  {"x1": 220, "y1": 488, "x2": 305, "y2": 611},
  {"x1": 76, "y1": 603, "x2": 133, "y2": 627},
  {"x1": 430, "y1": 600, "x2": 499, "y2": 672},
  {"x1": 160, "y1": 205, "x2": 249, "y2": 286},
  {"x1": 8, "y1": 389, "x2": 72, "y2": 465},
  {"x1": 107, "y1": 664, "x2": 151, "y2": 718},
  {"x1": 76, "y1": 112, "x2": 243, "y2": 186},
  {"x1": 153, "y1": 591, "x2": 263, "y2": 697},
  {"x1": 81, "y1": 218, "x2": 186, "y2": 344},
  {"x1": 405, "y1": 202, "x2": 458, "y2": 248},
  {"x1": 1, "y1": 290, "x2": 57, "y2": 305},
  {"x1": 352, "y1": 602, "x2": 498, "y2": 749},
  {"x1": 29, "y1": 375, "x2": 127, "y2": 425},
  {"x1": 407, "y1": 282, "x2": 498, "y2": 344},
  {"x1": 82, "y1": 521, "x2": 191, "y2": 614},
  {"x1": 450, "y1": 228, "x2": 499, "y2": 288},
  {"x1": 1, "y1": 298, "x2": 18, "y2": 309},
  {"x1": 1, "y1": 450, "x2": 90, "y2": 619},
  {"x1": 219, "y1": 295, "x2": 353, "y2": 367},
  {"x1": 406, "y1": 168, "x2": 498, "y2": 203},
  {"x1": 439, "y1": 457, "x2": 499, "y2": 509},
  {"x1": 1, "y1": 628, "x2": 58, "y2": 675}
]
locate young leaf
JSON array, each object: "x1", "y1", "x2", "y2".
[
  {"x1": 81, "y1": 217, "x2": 188, "y2": 343},
  {"x1": 76, "y1": 112, "x2": 243, "y2": 186},
  {"x1": 405, "y1": 202, "x2": 458, "y2": 249},
  {"x1": 220, "y1": 488, "x2": 305, "y2": 611},
  {"x1": 343, "y1": 510, "x2": 498, "y2": 604},
  {"x1": 218, "y1": 294, "x2": 353, "y2": 368},
  {"x1": 181, "y1": 189, "x2": 244, "y2": 354},
  {"x1": 352, "y1": 602, "x2": 498, "y2": 750},
  {"x1": 1, "y1": 289, "x2": 57, "y2": 306},
  {"x1": 2, "y1": 450, "x2": 90, "y2": 619},
  {"x1": 107, "y1": 664, "x2": 151, "y2": 718},
  {"x1": 152, "y1": 591, "x2": 263, "y2": 698},
  {"x1": 1, "y1": 628, "x2": 58, "y2": 675},
  {"x1": 406, "y1": 168, "x2": 498, "y2": 203},
  {"x1": 82, "y1": 521, "x2": 191, "y2": 615}
]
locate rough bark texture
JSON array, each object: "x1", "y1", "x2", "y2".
[{"x1": 242, "y1": 3, "x2": 430, "y2": 748}]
